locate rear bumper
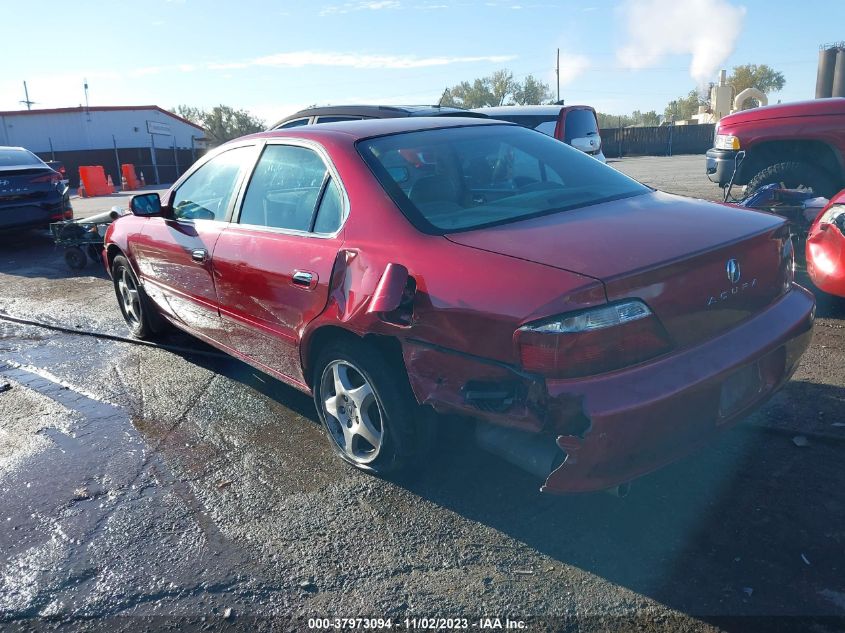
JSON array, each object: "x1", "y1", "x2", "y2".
[
  {"x1": 0, "y1": 200, "x2": 72, "y2": 231},
  {"x1": 706, "y1": 148, "x2": 739, "y2": 186},
  {"x1": 541, "y1": 285, "x2": 815, "y2": 493}
]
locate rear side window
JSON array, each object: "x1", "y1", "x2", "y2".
[
  {"x1": 239, "y1": 144, "x2": 344, "y2": 234},
  {"x1": 314, "y1": 116, "x2": 363, "y2": 124},
  {"x1": 533, "y1": 120, "x2": 558, "y2": 137},
  {"x1": 563, "y1": 109, "x2": 599, "y2": 143},
  {"x1": 277, "y1": 117, "x2": 310, "y2": 129}
]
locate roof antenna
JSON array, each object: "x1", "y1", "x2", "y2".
[
  {"x1": 20, "y1": 81, "x2": 36, "y2": 110},
  {"x1": 438, "y1": 87, "x2": 449, "y2": 107}
]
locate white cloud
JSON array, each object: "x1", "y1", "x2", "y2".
[
  {"x1": 211, "y1": 51, "x2": 517, "y2": 71},
  {"x1": 616, "y1": 0, "x2": 745, "y2": 85},
  {"x1": 557, "y1": 53, "x2": 590, "y2": 86},
  {"x1": 320, "y1": 0, "x2": 400, "y2": 15}
]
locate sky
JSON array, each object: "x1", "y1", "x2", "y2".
[{"x1": 1, "y1": 0, "x2": 843, "y2": 125}]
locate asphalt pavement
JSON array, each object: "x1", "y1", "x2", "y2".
[{"x1": 1, "y1": 156, "x2": 844, "y2": 632}]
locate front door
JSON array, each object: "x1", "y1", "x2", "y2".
[
  {"x1": 212, "y1": 141, "x2": 347, "y2": 386},
  {"x1": 132, "y1": 143, "x2": 258, "y2": 344}
]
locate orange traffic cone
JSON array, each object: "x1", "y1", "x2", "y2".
[
  {"x1": 106, "y1": 174, "x2": 115, "y2": 194},
  {"x1": 121, "y1": 174, "x2": 129, "y2": 191},
  {"x1": 77, "y1": 176, "x2": 87, "y2": 198},
  {"x1": 139, "y1": 171, "x2": 146, "y2": 187}
]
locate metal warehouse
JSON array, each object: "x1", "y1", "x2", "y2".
[{"x1": 0, "y1": 105, "x2": 206, "y2": 187}]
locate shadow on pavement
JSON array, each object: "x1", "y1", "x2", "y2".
[
  {"x1": 0, "y1": 227, "x2": 109, "y2": 280},
  {"x1": 166, "y1": 333, "x2": 845, "y2": 626}
]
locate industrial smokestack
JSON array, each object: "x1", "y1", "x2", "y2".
[
  {"x1": 816, "y1": 45, "x2": 838, "y2": 99},
  {"x1": 833, "y1": 48, "x2": 845, "y2": 98}
]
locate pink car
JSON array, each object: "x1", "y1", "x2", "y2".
[{"x1": 104, "y1": 117, "x2": 814, "y2": 494}]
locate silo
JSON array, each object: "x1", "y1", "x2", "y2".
[
  {"x1": 833, "y1": 48, "x2": 845, "y2": 98},
  {"x1": 816, "y1": 45, "x2": 838, "y2": 98}
]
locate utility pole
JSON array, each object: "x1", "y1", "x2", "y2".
[
  {"x1": 20, "y1": 81, "x2": 35, "y2": 110},
  {"x1": 556, "y1": 48, "x2": 560, "y2": 103},
  {"x1": 84, "y1": 79, "x2": 90, "y2": 120}
]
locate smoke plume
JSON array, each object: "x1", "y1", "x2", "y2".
[{"x1": 616, "y1": 0, "x2": 746, "y2": 85}]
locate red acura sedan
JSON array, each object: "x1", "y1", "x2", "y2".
[
  {"x1": 806, "y1": 189, "x2": 845, "y2": 299},
  {"x1": 103, "y1": 118, "x2": 815, "y2": 494}
]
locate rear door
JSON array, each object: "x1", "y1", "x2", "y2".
[
  {"x1": 212, "y1": 140, "x2": 347, "y2": 386},
  {"x1": 131, "y1": 143, "x2": 259, "y2": 344}
]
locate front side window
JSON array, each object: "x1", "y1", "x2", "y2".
[
  {"x1": 359, "y1": 124, "x2": 647, "y2": 234},
  {"x1": 239, "y1": 144, "x2": 343, "y2": 233},
  {"x1": 171, "y1": 146, "x2": 254, "y2": 220}
]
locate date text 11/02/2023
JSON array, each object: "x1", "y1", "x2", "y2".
[{"x1": 307, "y1": 617, "x2": 527, "y2": 629}]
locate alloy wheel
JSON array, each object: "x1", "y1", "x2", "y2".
[
  {"x1": 116, "y1": 267, "x2": 142, "y2": 327},
  {"x1": 320, "y1": 360, "x2": 384, "y2": 464}
]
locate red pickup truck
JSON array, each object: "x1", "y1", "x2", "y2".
[{"x1": 706, "y1": 98, "x2": 845, "y2": 198}]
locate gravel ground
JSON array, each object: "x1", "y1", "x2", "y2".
[{"x1": 1, "y1": 156, "x2": 844, "y2": 632}]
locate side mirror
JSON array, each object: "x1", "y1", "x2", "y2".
[{"x1": 130, "y1": 193, "x2": 163, "y2": 217}]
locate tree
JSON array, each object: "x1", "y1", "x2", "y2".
[
  {"x1": 597, "y1": 110, "x2": 661, "y2": 129},
  {"x1": 512, "y1": 75, "x2": 554, "y2": 106},
  {"x1": 631, "y1": 110, "x2": 661, "y2": 126},
  {"x1": 439, "y1": 69, "x2": 553, "y2": 108},
  {"x1": 664, "y1": 89, "x2": 706, "y2": 122},
  {"x1": 727, "y1": 64, "x2": 786, "y2": 109},
  {"x1": 170, "y1": 104, "x2": 265, "y2": 145},
  {"x1": 444, "y1": 78, "x2": 497, "y2": 108},
  {"x1": 489, "y1": 69, "x2": 516, "y2": 106}
]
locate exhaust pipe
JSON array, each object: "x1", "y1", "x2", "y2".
[
  {"x1": 81, "y1": 207, "x2": 124, "y2": 225},
  {"x1": 474, "y1": 423, "x2": 564, "y2": 480},
  {"x1": 604, "y1": 481, "x2": 631, "y2": 498}
]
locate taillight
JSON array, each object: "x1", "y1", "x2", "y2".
[
  {"x1": 30, "y1": 172, "x2": 60, "y2": 184},
  {"x1": 817, "y1": 204, "x2": 845, "y2": 235},
  {"x1": 516, "y1": 300, "x2": 672, "y2": 378}
]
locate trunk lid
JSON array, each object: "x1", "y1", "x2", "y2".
[
  {"x1": 446, "y1": 191, "x2": 791, "y2": 348},
  {"x1": 0, "y1": 166, "x2": 60, "y2": 205}
]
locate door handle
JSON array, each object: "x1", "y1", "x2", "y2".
[
  {"x1": 292, "y1": 270, "x2": 315, "y2": 288},
  {"x1": 191, "y1": 248, "x2": 208, "y2": 263}
]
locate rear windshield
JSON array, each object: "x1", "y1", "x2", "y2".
[
  {"x1": 358, "y1": 124, "x2": 648, "y2": 234},
  {"x1": 0, "y1": 148, "x2": 42, "y2": 167},
  {"x1": 563, "y1": 109, "x2": 599, "y2": 143}
]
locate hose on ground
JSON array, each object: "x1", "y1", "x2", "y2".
[
  {"x1": 0, "y1": 311, "x2": 228, "y2": 359},
  {"x1": 2, "y1": 311, "x2": 844, "y2": 446}
]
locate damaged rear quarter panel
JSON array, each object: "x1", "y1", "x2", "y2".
[{"x1": 299, "y1": 134, "x2": 606, "y2": 434}]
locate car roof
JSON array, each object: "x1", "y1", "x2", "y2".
[
  {"x1": 471, "y1": 105, "x2": 596, "y2": 117},
  {"x1": 269, "y1": 104, "x2": 486, "y2": 130},
  {"x1": 246, "y1": 116, "x2": 511, "y2": 143}
]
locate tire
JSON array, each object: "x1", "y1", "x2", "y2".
[
  {"x1": 746, "y1": 161, "x2": 838, "y2": 199},
  {"x1": 312, "y1": 337, "x2": 427, "y2": 475},
  {"x1": 64, "y1": 246, "x2": 87, "y2": 270},
  {"x1": 111, "y1": 255, "x2": 160, "y2": 339}
]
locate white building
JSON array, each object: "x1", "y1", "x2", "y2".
[{"x1": 0, "y1": 105, "x2": 206, "y2": 186}]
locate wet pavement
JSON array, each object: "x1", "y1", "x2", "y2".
[{"x1": 2, "y1": 159, "x2": 845, "y2": 632}]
